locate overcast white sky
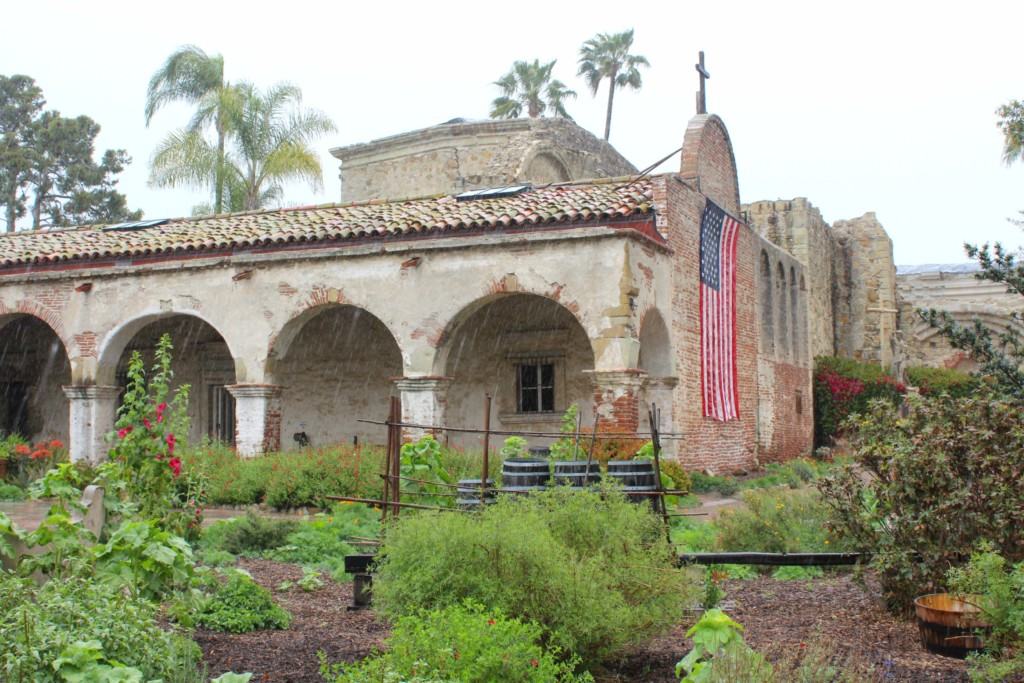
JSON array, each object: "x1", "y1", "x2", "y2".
[{"x1": 4, "y1": 0, "x2": 1022, "y2": 264}]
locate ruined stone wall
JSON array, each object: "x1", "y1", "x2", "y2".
[
  {"x1": 832, "y1": 214, "x2": 898, "y2": 368},
  {"x1": 897, "y1": 267, "x2": 1024, "y2": 371},
  {"x1": 743, "y1": 198, "x2": 835, "y2": 359},
  {"x1": 331, "y1": 118, "x2": 637, "y2": 203}
]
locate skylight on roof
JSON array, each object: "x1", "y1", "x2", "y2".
[
  {"x1": 455, "y1": 185, "x2": 531, "y2": 202},
  {"x1": 102, "y1": 219, "x2": 169, "y2": 231}
]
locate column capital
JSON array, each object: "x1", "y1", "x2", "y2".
[
  {"x1": 393, "y1": 376, "x2": 452, "y2": 392},
  {"x1": 585, "y1": 369, "x2": 648, "y2": 388},
  {"x1": 644, "y1": 375, "x2": 679, "y2": 390},
  {"x1": 226, "y1": 383, "x2": 283, "y2": 400},
  {"x1": 63, "y1": 385, "x2": 121, "y2": 401}
]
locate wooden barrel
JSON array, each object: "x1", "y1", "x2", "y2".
[
  {"x1": 529, "y1": 447, "x2": 551, "y2": 458},
  {"x1": 914, "y1": 593, "x2": 989, "y2": 659},
  {"x1": 552, "y1": 460, "x2": 601, "y2": 487},
  {"x1": 501, "y1": 457, "x2": 550, "y2": 492},
  {"x1": 456, "y1": 478, "x2": 496, "y2": 509},
  {"x1": 605, "y1": 459, "x2": 657, "y2": 503}
]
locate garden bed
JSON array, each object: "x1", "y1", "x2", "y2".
[{"x1": 196, "y1": 561, "x2": 968, "y2": 682}]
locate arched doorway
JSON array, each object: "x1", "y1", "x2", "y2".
[
  {"x1": 637, "y1": 309, "x2": 675, "y2": 436},
  {"x1": 0, "y1": 315, "x2": 71, "y2": 442},
  {"x1": 268, "y1": 305, "x2": 403, "y2": 449},
  {"x1": 439, "y1": 293, "x2": 595, "y2": 451},
  {"x1": 110, "y1": 315, "x2": 237, "y2": 445}
]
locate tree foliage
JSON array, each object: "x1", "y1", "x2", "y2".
[
  {"x1": 490, "y1": 59, "x2": 576, "y2": 120},
  {"x1": 0, "y1": 74, "x2": 140, "y2": 232},
  {"x1": 996, "y1": 99, "x2": 1024, "y2": 166},
  {"x1": 150, "y1": 80, "x2": 334, "y2": 213},
  {"x1": 577, "y1": 29, "x2": 649, "y2": 141}
]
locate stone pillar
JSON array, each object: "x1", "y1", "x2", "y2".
[
  {"x1": 642, "y1": 376, "x2": 678, "y2": 456},
  {"x1": 63, "y1": 385, "x2": 120, "y2": 464},
  {"x1": 226, "y1": 384, "x2": 282, "y2": 457},
  {"x1": 395, "y1": 377, "x2": 450, "y2": 440},
  {"x1": 589, "y1": 370, "x2": 647, "y2": 434}
]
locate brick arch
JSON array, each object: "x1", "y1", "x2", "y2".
[
  {"x1": 0, "y1": 301, "x2": 76, "y2": 360},
  {"x1": 776, "y1": 261, "x2": 789, "y2": 360},
  {"x1": 95, "y1": 309, "x2": 240, "y2": 385},
  {"x1": 517, "y1": 146, "x2": 571, "y2": 184},
  {"x1": 679, "y1": 114, "x2": 741, "y2": 215},
  {"x1": 758, "y1": 250, "x2": 775, "y2": 355},
  {"x1": 430, "y1": 283, "x2": 595, "y2": 377},
  {"x1": 264, "y1": 302, "x2": 404, "y2": 384}
]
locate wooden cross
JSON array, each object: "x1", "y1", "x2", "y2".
[{"x1": 695, "y1": 51, "x2": 710, "y2": 115}]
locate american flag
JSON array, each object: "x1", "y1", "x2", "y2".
[{"x1": 699, "y1": 200, "x2": 740, "y2": 421}]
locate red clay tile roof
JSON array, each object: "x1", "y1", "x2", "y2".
[{"x1": 0, "y1": 177, "x2": 654, "y2": 268}]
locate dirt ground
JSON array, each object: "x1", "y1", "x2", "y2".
[{"x1": 196, "y1": 560, "x2": 968, "y2": 682}]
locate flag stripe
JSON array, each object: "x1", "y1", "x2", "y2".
[{"x1": 699, "y1": 200, "x2": 740, "y2": 421}]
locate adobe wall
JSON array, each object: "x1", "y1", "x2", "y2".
[{"x1": 331, "y1": 118, "x2": 637, "y2": 203}]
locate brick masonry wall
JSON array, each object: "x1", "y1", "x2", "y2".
[
  {"x1": 657, "y1": 175, "x2": 759, "y2": 473},
  {"x1": 756, "y1": 358, "x2": 813, "y2": 462}
]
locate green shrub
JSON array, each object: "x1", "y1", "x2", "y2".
[
  {"x1": 770, "y1": 565, "x2": 824, "y2": 581},
  {"x1": 0, "y1": 482, "x2": 25, "y2": 500},
  {"x1": 200, "y1": 549, "x2": 237, "y2": 567},
  {"x1": 821, "y1": 390, "x2": 1024, "y2": 611},
  {"x1": 196, "y1": 570, "x2": 291, "y2": 633},
  {"x1": 906, "y1": 365, "x2": 979, "y2": 399},
  {"x1": 813, "y1": 355, "x2": 905, "y2": 447},
  {"x1": 948, "y1": 543, "x2": 1024, "y2": 681},
  {"x1": 715, "y1": 488, "x2": 841, "y2": 553},
  {"x1": 324, "y1": 601, "x2": 590, "y2": 683},
  {"x1": 205, "y1": 511, "x2": 299, "y2": 555},
  {"x1": 373, "y1": 486, "x2": 696, "y2": 667},
  {"x1": 660, "y1": 458, "x2": 693, "y2": 493},
  {"x1": 0, "y1": 574, "x2": 201, "y2": 682},
  {"x1": 180, "y1": 443, "x2": 386, "y2": 509},
  {"x1": 264, "y1": 504, "x2": 379, "y2": 578}
]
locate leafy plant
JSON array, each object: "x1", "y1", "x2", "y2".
[
  {"x1": 373, "y1": 486, "x2": 696, "y2": 667},
  {"x1": 771, "y1": 565, "x2": 824, "y2": 581},
  {"x1": 206, "y1": 511, "x2": 298, "y2": 555},
  {"x1": 92, "y1": 518, "x2": 195, "y2": 601},
  {"x1": 676, "y1": 609, "x2": 749, "y2": 682},
  {"x1": 499, "y1": 436, "x2": 530, "y2": 459},
  {"x1": 906, "y1": 365, "x2": 979, "y2": 398},
  {"x1": 51, "y1": 640, "x2": 144, "y2": 682},
  {"x1": 399, "y1": 434, "x2": 454, "y2": 506},
  {"x1": 715, "y1": 488, "x2": 841, "y2": 553},
  {"x1": 0, "y1": 574, "x2": 201, "y2": 682},
  {"x1": 196, "y1": 570, "x2": 291, "y2": 633},
  {"x1": 323, "y1": 601, "x2": 590, "y2": 683},
  {"x1": 821, "y1": 390, "x2": 1024, "y2": 611},
  {"x1": 948, "y1": 543, "x2": 1024, "y2": 681},
  {"x1": 0, "y1": 482, "x2": 26, "y2": 500}
]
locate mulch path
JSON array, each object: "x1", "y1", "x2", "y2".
[{"x1": 196, "y1": 561, "x2": 969, "y2": 682}]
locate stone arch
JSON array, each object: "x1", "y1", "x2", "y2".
[
  {"x1": 679, "y1": 114, "x2": 741, "y2": 215},
  {"x1": 776, "y1": 262, "x2": 789, "y2": 360},
  {"x1": 0, "y1": 313, "x2": 72, "y2": 442},
  {"x1": 790, "y1": 265, "x2": 800, "y2": 362},
  {"x1": 437, "y1": 292, "x2": 596, "y2": 450},
  {"x1": 758, "y1": 251, "x2": 774, "y2": 355},
  {"x1": 267, "y1": 303, "x2": 403, "y2": 448},
  {"x1": 638, "y1": 308, "x2": 673, "y2": 377},
  {"x1": 519, "y1": 149, "x2": 571, "y2": 184}
]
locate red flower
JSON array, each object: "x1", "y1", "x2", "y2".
[
  {"x1": 487, "y1": 618, "x2": 496, "y2": 626},
  {"x1": 30, "y1": 449, "x2": 49, "y2": 460},
  {"x1": 49, "y1": 439, "x2": 64, "y2": 449},
  {"x1": 117, "y1": 426, "x2": 133, "y2": 439},
  {"x1": 530, "y1": 659, "x2": 539, "y2": 668},
  {"x1": 14, "y1": 444, "x2": 31, "y2": 456},
  {"x1": 166, "y1": 432, "x2": 176, "y2": 456},
  {"x1": 169, "y1": 457, "x2": 182, "y2": 478},
  {"x1": 143, "y1": 418, "x2": 152, "y2": 430},
  {"x1": 156, "y1": 402, "x2": 167, "y2": 423}
]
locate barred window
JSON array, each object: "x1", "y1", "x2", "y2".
[
  {"x1": 517, "y1": 362, "x2": 555, "y2": 413},
  {"x1": 208, "y1": 384, "x2": 235, "y2": 444}
]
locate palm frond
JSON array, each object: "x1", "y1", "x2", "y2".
[
  {"x1": 148, "y1": 129, "x2": 221, "y2": 189},
  {"x1": 145, "y1": 45, "x2": 223, "y2": 125}
]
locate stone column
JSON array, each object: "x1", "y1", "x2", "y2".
[
  {"x1": 226, "y1": 384, "x2": 282, "y2": 457},
  {"x1": 63, "y1": 385, "x2": 120, "y2": 464},
  {"x1": 394, "y1": 377, "x2": 450, "y2": 440},
  {"x1": 642, "y1": 376, "x2": 678, "y2": 456},
  {"x1": 588, "y1": 370, "x2": 647, "y2": 435}
]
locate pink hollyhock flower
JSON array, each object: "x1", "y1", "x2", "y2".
[
  {"x1": 169, "y1": 457, "x2": 182, "y2": 478},
  {"x1": 156, "y1": 402, "x2": 167, "y2": 423},
  {"x1": 143, "y1": 418, "x2": 152, "y2": 430},
  {"x1": 117, "y1": 426, "x2": 133, "y2": 439},
  {"x1": 166, "y1": 432, "x2": 176, "y2": 455}
]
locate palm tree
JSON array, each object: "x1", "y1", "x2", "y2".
[
  {"x1": 997, "y1": 100, "x2": 1024, "y2": 166},
  {"x1": 150, "y1": 83, "x2": 336, "y2": 212},
  {"x1": 490, "y1": 60, "x2": 576, "y2": 120},
  {"x1": 145, "y1": 46, "x2": 239, "y2": 213},
  {"x1": 577, "y1": 30, "x2": 650, "y2": 141}
]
